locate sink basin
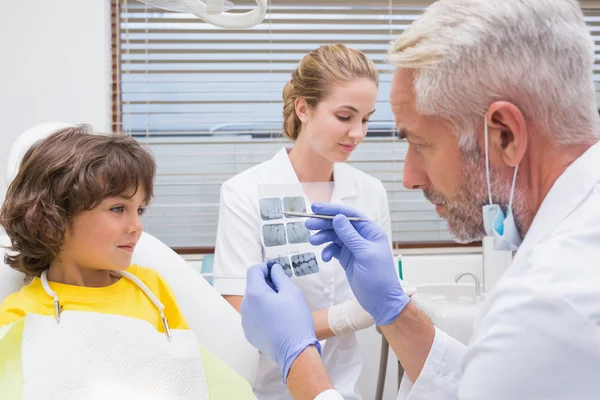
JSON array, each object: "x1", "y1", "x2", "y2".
[
  {"x1": 415, "y1": 282, "x2": 482, "y2": 301},
  {"x1": 411, "y1": 283, "x2": 485, "y2": 345}
]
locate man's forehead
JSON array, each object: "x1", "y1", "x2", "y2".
[
  {"x1": 390, "y1": 69, "x2": 419, "y2": 134},
  {"x1": 389, "y1": 69, "x2": 443, "y2": 142},
  {"x1": 390, "y1": 69, "x2": 416, "y2": 111}
]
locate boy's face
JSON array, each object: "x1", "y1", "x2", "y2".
[{"x1": 61, "y1": 187, "x2": 147, "y2": 272}]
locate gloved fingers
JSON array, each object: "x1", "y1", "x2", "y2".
[
  {"x1": 245, "y1": 263, "x2": 275, "y2": 295},
  {"x1": 305, "y1": 217, "x2": 333, "y2": 231},
  {"x1": 322, "y1": 242, "x2": 341, "y2": 263},
  {"x1": 332, "y1": 214, "x2": 367, "y2": 248},
  {"x1": 240, "y1": 301, "x2": 255, "y2": 334},
  {"x1": 311, "y1": 202, "x2": 369, "y2": 220},
  {"x1": 265, "y1": 260, "x2": 281, "y2": 290},
  {"x1": 269, "y1": 263, "x2": 293, "y2": 293},
  {"x1": 248, "y1": 262, "x2": 269, "y2": 281},
  {"x1": 309, "y1": 229, "x2": 343, "y2": 247}
]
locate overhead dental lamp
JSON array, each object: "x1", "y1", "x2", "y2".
[{"x1": 136, "y1": 0, "x2": 268, "y2": 29}]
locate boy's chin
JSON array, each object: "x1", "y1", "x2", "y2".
[
  {"x1": 107, "y1": 258, "x2": 133, "y2": 272},
  {"x1": 113, "y1": 264, "x2": 132, "y2": 271}
]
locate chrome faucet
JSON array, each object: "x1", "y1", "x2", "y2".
[{"x1": 455, "y1": 272, "x2": 481, "y2": 297}]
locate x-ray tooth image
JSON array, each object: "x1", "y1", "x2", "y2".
[
  {"x1": 263, "y1": 223, "x2": 286, "y2": 247},
  {"x1": 286, "y1": 222, "x2": 311, "y2": 244},
  {"x1": 283, "y1": 196, "x2": 306, "y2": 213},
  {"x1": 259, "y1": 198, "x2": 284, "y2": 221},
  {"x1": 291, "y1": 252, "x2": 319, "y2": 277},
  {"x1": 267, "y1": 256, "x2": 292, "y2": 278}
]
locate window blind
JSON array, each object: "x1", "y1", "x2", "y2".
[{"x1": 112, "y1": 0, "x2": 600, "y2": 250}]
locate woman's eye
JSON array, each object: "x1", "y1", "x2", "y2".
[
  {"x1": 362, "y1": 119, "x2": 370, "y2": 124},
  {"x1": 110, "y1": 206, "x2": 125, "y2": 213},
  {"x1": 337, "y1": 116, "x2": 350, "y2": 122}
]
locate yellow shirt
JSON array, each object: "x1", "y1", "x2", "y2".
[{"x1": 0, "y1": 264, "x2": 189, "y2": 332}]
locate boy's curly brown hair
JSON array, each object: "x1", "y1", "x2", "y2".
[{"x1": 0, "y1": 125, "x2": 156, "y2": 281}]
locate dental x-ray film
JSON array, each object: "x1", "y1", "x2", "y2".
[
  {"x1": 262, "y1": 223, "x2": 286, "y2": 247},
  {"x1": 291, "y1": 252, "x2": 319, "y2": 276},
  {"x1": 257, "y1": 183, "x2": 334, "y2": 278},
  {"x1": 283, "y1": 196, "x2": 306, "y2": 213},
  {"x1": 286, "y1": 222, "x2": 310, "y2": 244},
  {"x1": 259, "y1": 197, "x2": 284, "y2": 220},
  {"x1": 267, "y1": 256, "x2": 293, "y2": 278}
]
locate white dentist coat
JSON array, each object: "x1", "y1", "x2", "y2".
[
  {"x1": 213, "y1": 147, "x2": 392, "y2": 400},
  {"x1": 316, "y1": 140, "x2": 600, "y2": 400}
]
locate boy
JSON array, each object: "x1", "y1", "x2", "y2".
[
  {"x1": 0, "y1": 125, "x2": 184, "y2": 330},
  {"x1": 0, "y1": 125, "x2": 254, "y2": 399}
]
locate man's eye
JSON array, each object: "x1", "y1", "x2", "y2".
[{"x1": 409, "y1": 142, "x2": 422, "y2": 152}]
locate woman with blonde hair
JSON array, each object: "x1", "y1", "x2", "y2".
[{"x1": 212, "y1": 44, "x2": 392, "y2": 399}]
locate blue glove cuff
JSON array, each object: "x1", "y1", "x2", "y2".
[
  {"x1": 374, "y1": 293, "x2": 410, "y2": 326},
  {"x1": 281, "y1": 340, "x2": 322, "y2": 384}
]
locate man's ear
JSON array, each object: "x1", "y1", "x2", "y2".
[
  {"x1": 485, "y1": 101, "x2": 528, "y2": 167},
  {"x1": 294, "y1": 98, "x2": 310, "y2": 123}
]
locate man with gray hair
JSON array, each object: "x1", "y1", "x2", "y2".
[{"x1": 240, "y1": 1, "x2": 600, "y2": 399}]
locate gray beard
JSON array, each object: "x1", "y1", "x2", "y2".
[{"x1": 423, "y1": 146, "x2": 525, "y2": 244}]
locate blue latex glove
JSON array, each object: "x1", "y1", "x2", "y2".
[
  {"x1": 306, "y1": 203, "x2": 409, "y2": 326},
  {"x1": 241, "y1": 262, "x2": 321, "y2": 383}
]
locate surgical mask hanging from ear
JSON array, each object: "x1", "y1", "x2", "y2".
[{"x1": 482, "y1": 117, "x2": 522, "y2": 251}]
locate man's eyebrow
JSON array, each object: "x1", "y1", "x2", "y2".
[{"x1": 397, "y1": 128, "x2": 425, "y2": 141}]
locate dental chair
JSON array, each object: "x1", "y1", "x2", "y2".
[{"x1": 0, "y1": 122, "x2": 259, "y2": 385}]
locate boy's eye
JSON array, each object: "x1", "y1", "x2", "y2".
[{"x1": 110, "y1": 206, "x2": 147, "y2": 215}]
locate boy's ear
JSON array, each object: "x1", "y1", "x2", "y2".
[
  {"x1": 42, "y1": 223, "x2": 61, "y2": 241},
  {"x1": 39, "y1": 209, "x2": 68, "y2": 242}
]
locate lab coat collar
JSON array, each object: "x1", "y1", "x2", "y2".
[
  {"x1": 332, "y1": 163, "x2": 358, "y2": 200},
  {"x1": 271, "y1": 147, "x2": 358, "y2": 200},
  {"x1": 270, "y1": 148, "x2": 301, "y2": 184},
  {"x1": 516, "y1": 140, "x2": 600, "y2": 255}
]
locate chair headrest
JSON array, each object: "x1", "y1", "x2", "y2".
[{"x1": 6, "y1": 122, "x2": 74, "y2": 185}]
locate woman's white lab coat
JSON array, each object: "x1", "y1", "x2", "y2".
[
  {"x1": 315, "y1": 141, "x2": 600, "y2": 400},
  {"x1": 212, "y1": 147, "x2": 392, "y2": 400}
]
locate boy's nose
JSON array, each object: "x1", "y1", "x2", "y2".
[{"x1": 129, "y1": 214, "x2": 143, "y2": 234}]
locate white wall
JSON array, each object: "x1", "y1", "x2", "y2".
[{"x1": 0, "y1": 0, "x2": 112, "y2": 198}]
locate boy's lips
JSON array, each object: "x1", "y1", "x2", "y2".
[
  {"x1": 118, "y1": 244, "x2": 135, "y2": 252},
  {"x1": 339, "y1": 143, "x2": 356, "y2": 152}
]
